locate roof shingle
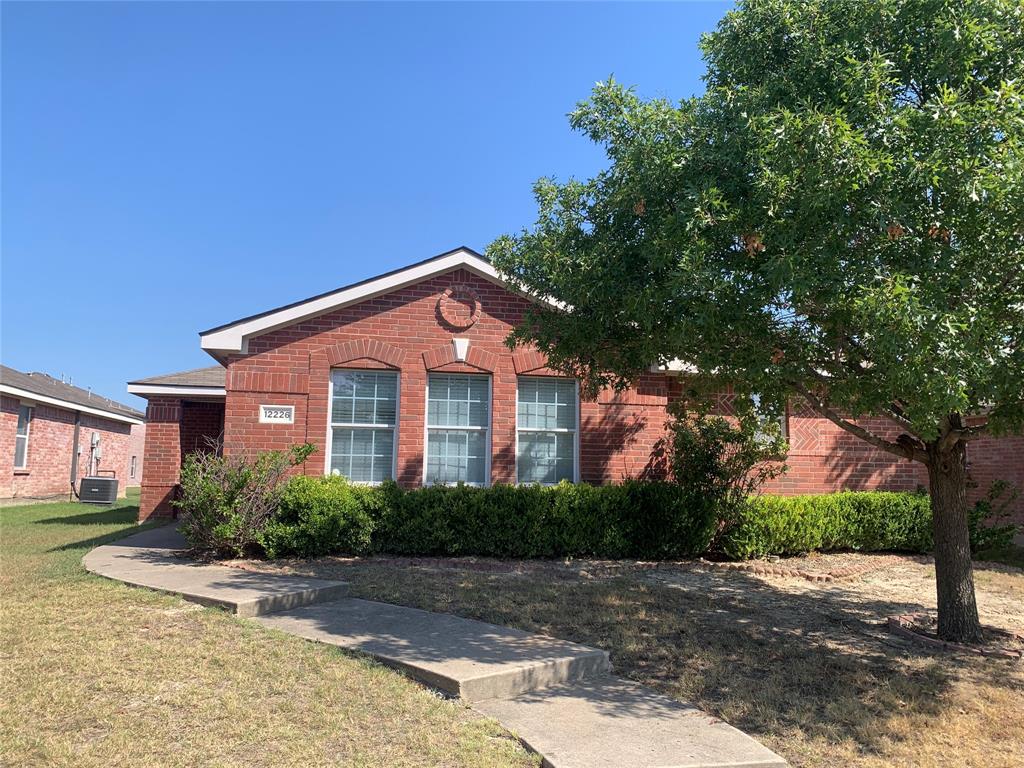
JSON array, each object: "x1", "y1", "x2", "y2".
[
  {"x1": 1, "y1": 364, "x2": 144, "y2": 421},
  {"x1": 128, "y1": 366, "x2": 226, "y2": 388}
]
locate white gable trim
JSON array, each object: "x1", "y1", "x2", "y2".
[
  {"x1": 200, "y1": 248, "x2": 542, "y2": 357},
  {"x1": 0, "y1": 384, "x2": 144, "y2": 425}
]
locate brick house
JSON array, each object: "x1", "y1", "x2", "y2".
[
  {"x1": 127, "y1": 247, "x2": 1023, "y2": 524},
  {"x1": 1, "y1": 365, "x2": 145, "y2": 501}
]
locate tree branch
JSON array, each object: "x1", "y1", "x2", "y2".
[{"x1": 791, "y1": 381, "x2": 928, "y2": 463}]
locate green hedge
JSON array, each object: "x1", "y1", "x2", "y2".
[
  {"x1": 372, "y1": 480, "x2": 719, "y2": 559},
  {"x1": 260, "y1": 478, "x2": 719, "y2": 560},
  {"x1": 258, "y1": 475, "x2": 379, "y2": 559},
  {"x1": 719, "y1": 491, "x2": 934, "y2": 559},
  {"x1": 254, "y1": 479, "x2": 1011, "y2": 562}
]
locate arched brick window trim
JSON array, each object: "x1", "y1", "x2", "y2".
[
  {"x1": 326, "y1": 339, "x2": 405, "y2": 369},
  {"x1": 512, "y1": 348, "x2": 559, "y2": 376},
  {"x1": 422, "y1": 343, "x2": 497, "y2": 372}
]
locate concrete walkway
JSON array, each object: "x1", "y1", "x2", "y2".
[{"x1": 85, "y1": 526, "x2": 787, "y2": 768}]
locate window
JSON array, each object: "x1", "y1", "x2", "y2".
[
  {"x1": 751, "y1": 393, "x2": 788, "y2": 443},
  {"x1": 129, "y1": 456, "x2": 137, "y2": 479},
  {"x1": 425, "y1": 374, "x2": 490, "y2": 485},
  {"x1": 516, "y1": 377, "x2": 578, "y2": 484},
  {"x1": 14, "y1": 405, "x2": 31, "y2": 469},
  {"x1": 328, "y1": 370, "x2": 398, "y2": 483}
]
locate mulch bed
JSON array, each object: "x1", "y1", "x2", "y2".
[
  {"x1": 698, "y1": 552, "x2": 906, "y2": 582},
  {"x1": 887, "y1": 612, "x2": 1024, "y2": 659},
  {"x1": 230, "y1": 550, "x2": 941, "y2": 584}
]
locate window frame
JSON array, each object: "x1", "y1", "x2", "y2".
[
  {"x1": 129, "y1": 455, "x2": 137, "y2": 479},
  {"x1": 751, "y1": 393, "x2": 788, "y2": 443},
  {"x1": 14, "y1": 404, "x2": 32, "y2": 470},
  {"x1": 514, "y1": 376, "x2": 580, "y2": 485},
  {"x1": 422, "y1": 372, "x2": 492, "y2": 487},
  {"x1": 324, "y1": 368, "x2": 400, "y2": 485}
]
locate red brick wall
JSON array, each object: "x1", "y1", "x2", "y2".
[
  {"x1": 136, "y1": 267, "x2": 1022, "y2": 526},
  {"x1": 965, "y1": 435, "x2": 1024, "y2": 520},
  {"x1": 766, "y1": 401, "x2": 929, "y2": 495},
  {"x1": 220, "y1": 268, "x2": 678, "y2": 487},
  {"x1": 139, "y1": 397, "x2": 182, "y2": 519},
  {"x1": 1, "y1": 394, "x2": 137, "y2": 500},
  {"x1": 126, "y1": 423, "x2": 145, "y2": 487},
  {"x1": 138, "y1": 398, "x2": 224, "y2": 520}
]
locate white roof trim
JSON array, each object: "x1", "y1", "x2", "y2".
[
  {"x1": 0, "y1": 384, "x2": 144, "y2": 425},
  {"x1": 650, "y1": 359, "x2": 698, "y2": 374},
  {"x1": 199, "y1": 248, "x2": 550, "y2": 356},
  {"x1": 126, "y1": 384, "x2": 227, "y2": 397}
]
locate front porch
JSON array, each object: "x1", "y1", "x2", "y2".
[{"x1": 127, "y1": 366, "x2": 226, "y2": 519}]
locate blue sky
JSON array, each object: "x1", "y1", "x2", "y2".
[{"x1": 2, "y1": 1, "x2": 728, "y2": 409}]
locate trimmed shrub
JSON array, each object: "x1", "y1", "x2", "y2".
[
  {"x1": 718, "y1": 491, "x2": 934, "y2": 559},
  {"x1": 370, "y1": 480, "x2": 719, "y2": 560},
  {"x1": 258, "y1": 475, "x2": 379, "y2": 559}
]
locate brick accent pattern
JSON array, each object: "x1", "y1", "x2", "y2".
[
  {"x1": 422, "y1": 342, "x2": 498, "y2": 372},
  {"x1": 135, "y1": 267, "x2": 1024, "y2": 527},
  {"x1": 1, "y1": 394, "x2": 139, "y2": 500}
]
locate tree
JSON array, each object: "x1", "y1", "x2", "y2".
[{"x1": 490, "y1": 0, "x2": 1024, "y2": 643}]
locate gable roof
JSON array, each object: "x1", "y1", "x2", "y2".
[
  {"x1": 126, "y1": 365, "x2": 226, "y2": 397},
  {"x1": 129, "y1": 365, "x2": 226, "y2": 388},
  {"x1": 199, "y1": 246, "x2": 541, "y2": 360},
  {"x1": 1, "y1": 364, "x2": 144, "y2": 424}
]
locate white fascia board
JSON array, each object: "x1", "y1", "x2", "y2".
[
  {"x1": 199, "y1": 250, "x2": 558, "y2": 355},
  {"x1": 126, "y1": 384, "x2": 227, "y2": 398},
  {"x1": 650, "y1": 359, "x2": 699, "y2": 374},
  {"x1": 0, "y1": 384, "x2": 144, "y2": 425}
]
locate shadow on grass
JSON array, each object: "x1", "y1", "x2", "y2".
[
  {"x1": 36, "y1": 506, "x2": 140, "y2": 527},
  {"x1": 287, "y1": 559, "x2": 1021, "y2": 758},
  {"x1": 41, "y1": 507, "x2": 172, "y2": 554}
]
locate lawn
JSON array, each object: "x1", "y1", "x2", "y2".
[
  {"x1": 0, "y1": 491, "x2": 536, "y2": 768},
  {"x1": 237, "y1": 550, "x2": 1024, "y2": 768}
]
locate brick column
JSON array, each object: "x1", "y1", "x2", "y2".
[{"x1": 139, "y1": 396, "x2": 182, "y2": 522}]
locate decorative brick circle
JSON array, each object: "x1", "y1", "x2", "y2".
[
  {"x1": 886, "y1": 612, "x2": 1024, "y2": 659},
  {"x1": 438, "y1": 285, "x2": 481, "y2": 329}
]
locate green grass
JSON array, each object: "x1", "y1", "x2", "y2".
[{"x1": 0, "y1": 490, "x2": 536, "y2": 768}]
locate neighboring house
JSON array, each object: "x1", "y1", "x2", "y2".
[
  {"x1": 127, "y1": 247, "x2": 1023, "y2": 523},
  {"x1": 1, "y1": 365, "x2": 145, "y2": 501}
]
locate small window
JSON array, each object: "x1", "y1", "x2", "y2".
[
  {"x1": 328, "y1": 370, "x2": 398, "y2": 483},
  {"x1": 425, "y1": 374, "x2": 490, "y2": 485},
  {"x1": 14, "y1": 405, "x2": 32, "y2": 469},
  {"x1": 516, "y1": 377, "x2": 578, "y2": 484},
  {"x1": 751, "y1": 393, "x2": 787, "y2": 442},
  {"x1": 259, "y1": 404, "x2": 295, "y2": 424},
  {"x1": 129, "y1": 456, "x2": 137, "y2": 479}
]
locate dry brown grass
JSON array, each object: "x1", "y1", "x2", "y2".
[
  {"x1": 0, "y1": 495, "x2": 536, "y2": 768},
  {"x1": 241, "y1": 553, "x2": 1024, "y2": 768}
]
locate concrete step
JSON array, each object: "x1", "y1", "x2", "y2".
[
  {"x1": 83, "y1": 525, "x2": 349, "y2": 618},
  {"x1": 254, "y1": 598, "x2": 611, "y2": 702},
  {"x1": 475, "y1": 677, "x2": 788, "y2": 768}
]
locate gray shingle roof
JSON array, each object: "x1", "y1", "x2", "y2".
[
  {"x1": 1, "y1": 364, "x2": 144, "y2": 421},
  {"x1": 128, "y1": 365, "x2": 226, "y2": 388}
]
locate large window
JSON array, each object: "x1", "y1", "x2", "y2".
[
  {"x1": 328, "y1": 370, "x2": 398, "y2": 483},
  {"x1": 425, "y1": 374, "x2": 490, "y2": 485},
  {"x1": 517, "y1": 377, "x2": 578, "y2": 484},
  {"x1": 14, "y1": 405, "x2": 32, "y2": 469}
]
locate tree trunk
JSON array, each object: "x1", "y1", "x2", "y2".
[{"x1": 926, "y1": 440, "x2": 983, "y2": 643}]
